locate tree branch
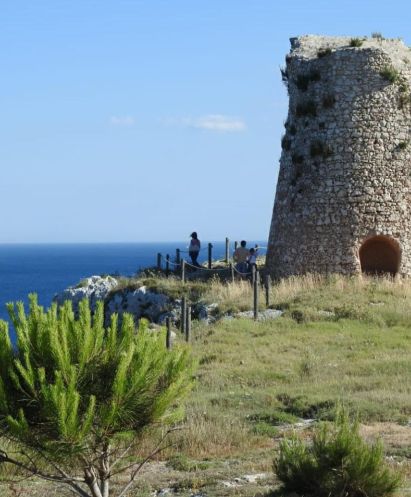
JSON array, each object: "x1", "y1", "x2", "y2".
[
  {"x1": 0, "y1": 451, "x2": 90, "y2": 497},
  {"x1": 116, "y1": 429, "x2": 175, "y2": 497}
]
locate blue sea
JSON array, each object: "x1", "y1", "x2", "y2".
[{"x1": 0, "y1": 241, "x2": 267, "y2": 324}]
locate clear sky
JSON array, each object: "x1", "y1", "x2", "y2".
[{"x1": 1, "y1": 0, "x2": 410, "y2": 243}]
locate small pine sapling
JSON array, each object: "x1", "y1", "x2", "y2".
[{"x1": 0, "y1": 295, "x2": 195, "y2": 497}]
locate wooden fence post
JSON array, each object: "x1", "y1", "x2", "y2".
[
  {"x1": 230, "y1": 263, "x2": 234, "y2": 283},
  {"x1": 181, "y1": 296, "x2": 186, "y2": 334},
  {"x1": 157, "y1": 253, "x2": 162, "y2": 270},
  {"x1": 225, "y1": 237, "x2": 230, "y2": 263},
  {"x1": 253, "y1": 271, "x2": 259, "y2": 320},
  {"x1": 181, "y1": 259, "x2": 185, "y2": 282},
  {"x1": 208, "y1": 243, "x2": 213, "y2": 269},
  {"x1": 265, "y1": 274, "x2": 271, "y2": 307},
  {"x1": 234, "y1": 241, "x2": 238, "y2": 251},
  {"x1": 166, "y1": 317, "x2": 172, "y2": 350},
  {"x1": 176, "y1": 248, "x2": 181, "y2": 266},
  {"x1": 252, "y1": 265, "x2": 256, "y2": 286},
  {"x1": 185, "y1": 306, "x2": 191, "y2": 342},
  {"x1": 166, "y1": 254, "x2": 170, "y2": 277}
]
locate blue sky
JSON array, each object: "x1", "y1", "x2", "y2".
[{"x1": 1, "y1": 0, "x2": 410, "y2": 243}]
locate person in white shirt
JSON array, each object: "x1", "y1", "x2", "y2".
[{"x1": 247, "y1": 245, "x2": 259, "y2": 273}]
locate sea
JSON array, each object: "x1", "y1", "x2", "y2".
[{"x1": 0, "y1": 241, "x2": 267, "y2": 324}]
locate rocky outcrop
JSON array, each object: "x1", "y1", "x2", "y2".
[
  {"x1": 54, "y1": 276, "x2": 217, "y2": 326},
  {"x1": 105, "y1": 286, "x2": 175, "y2": 324},
  {"x1": 267, "y1": 35, "x2": 411, "y2": 278},
  {"x1": 54, "y1": 275, "x2": 118, "y2": 312}
]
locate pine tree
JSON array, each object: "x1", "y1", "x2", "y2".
[{"x1": 0, "y1": 295, "x2": 194, "y2": 497}]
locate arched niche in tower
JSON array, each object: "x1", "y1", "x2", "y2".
[{"x1": 359, "y1": 235, "x2": 401, "y2": 276}]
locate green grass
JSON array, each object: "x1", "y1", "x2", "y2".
[
  {"x1": 3, "y1": 274, "x2": 411, "y2": 496},
  {"x1": 350, "y1": 37, "x2": 364, "y2": 47},
  {"x1": 275, "y1": 411, "x2": 403, "y2": 497},
  {"x1": 167, "y1": 275, "x2": 411, "y2": 459},
  {"x1": 380, "y1": 66, "x2": 400, "y2": 83},
  {"x1": 317, "y1": 47, "x2": 332, "y2": 58},
  {"x1": 112, "y1": 274, "x2": 209, "y2": 300}
]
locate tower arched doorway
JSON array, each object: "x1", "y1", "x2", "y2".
[{"x1": 359, "y1": 236, "x2": 401, "y2": 276}]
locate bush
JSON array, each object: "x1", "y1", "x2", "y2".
[
  {"x1": 323, "y1": 93, "x2": 336, "y2": 108},
  {"x1": 0, "y1": 296, "x2": 195, "y2": 497},
  {"x1": 295, "y1": 100, "x2": 317, "y2": 118},
  {"x1": 274, "y1": 411, "x2": 403, "y2": 497},
  {"x1": 398, "y1": 86, "x2": 411, "y2": 109},
  {"x1": 399, "y1": 94, "x2": 411, "y2": 109},
  {"x1": 289, "y1": 124, "x2": 297, "y2": 135},
  {"x1": 350, "y1": 38, "x2": 364, "y2": 48},
  {"x1": 291, "y1": 153, "x2": 304, "y2": 165},
  {"x1": 294, "y1": 71, "x2": 321, "y2": 91},
  {"x1": 166, "y1": 454, "x2": 210, "y2": 472},
  {"x1": 281, "y1": 135, "x2": 292, "y2": 151},
  {"x1": 310, "y1": 140, "x2": 333, "y2": 158},
  {"x1": 317, "y1": 47, "x2": 332, "y2": 58},
  {"x1": 380, "y1": 66, "x2": 400, "y2": 83}
]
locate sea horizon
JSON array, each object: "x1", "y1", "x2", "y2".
[{"x1": 0, "y1": 240, "x2": 267, "y2": 324}]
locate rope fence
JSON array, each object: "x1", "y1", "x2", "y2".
[
  {"x1": 160, "y1": 242, "x2": 274, "y2": 348},
  {"x1": 155, "y1": 238, "x2": 268, "y2": 283}
]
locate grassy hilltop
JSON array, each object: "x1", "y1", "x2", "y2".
[{"x1": 2, "y1": 274, "x2": 411, "y2": 496}]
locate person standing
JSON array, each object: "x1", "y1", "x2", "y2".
[
  {"x1": 189, "y1": 232, "x2": 201, "y2": 267},
  {"x1": 247, "y1": 245, "x2": 259, "y2": 273},
  {"x1": 233, "y1": 240, "x2": 249, "y2": 274}
]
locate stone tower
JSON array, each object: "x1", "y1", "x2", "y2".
[{"x1": 266, "y1": 35, "x2": 411, "y2": 279}]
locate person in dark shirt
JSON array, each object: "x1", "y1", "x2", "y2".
[{"x1": 189, "y1": 232, "x2": 201, "y2": 267}]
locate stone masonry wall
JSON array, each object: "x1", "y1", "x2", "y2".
[{"x1": 266, "y1": 35, "x2": 411, "y2": 278}]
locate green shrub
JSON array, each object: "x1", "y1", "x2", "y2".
[
  {"x1": 398, "y1": 91, "x2": 411, "y2": 109},
  {"x1": 323, "y1": 93, "x2": 336, "y2": 108},
  {"x1": 371, "y1": 32, "x2": 384, "y2": 40},
  {"x1": 280, "y1": 66, "x2": 288, "y2": 86},
  {"x1": 310, "y1": 140, "x2": 333, "y2": 158},
  {"x1": 281, "y1": 135, "x2": 292, "y2": 151},
  {"x1": 291, "y1": 153, "x2": 304, "y2": 165},
  {"x1": 310, "y1": 70, "x2": 321, "y2": 82},
  {"x1": 350, "y1": 37, "x2": 364, "y2": 48},
  {"x1": 274, "y1": 411, "x2": 403, "y2": 497},
  {"x1": 166, "y1": 454, "x2": 210, "y2": 472},
  {"x1": 252, "y1": 422, "x2": 278, "y2": 437},
  {"x1": 398, "y1": 140, "x2": 409, "y2": 150},
  {"x1": 0, "y1": 296, "x2": 195, "y2": 497},
  {"x1": 289, "y1": 124, "x2": 297, "y2": 135},
  {"x1": 295, "y1": 74, "x2": 311, "y2": 91},
  {"x1": 294, "y1": 71, "x2": 321, "y2": 91},
  {"x1": 277, "y1": 393, "x2": 335, "y2": 420},
  {"x1": 380, "y1": 66, "x2": 400, "y2": 83},
  {"x1": 317, "y1": 47, "x2": 332, "y2": 58},
  {"x1": 295, "y1": 100, "x2": 317, "y2": 117},
  {"x1": 249, "y1": 409, "x2": 298, "y2": 427},
  {"x1": 199, "y1": 353, "x2": 218, "y2": 365}
]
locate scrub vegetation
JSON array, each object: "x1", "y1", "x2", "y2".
[{"x1": 1, "y1": 274, "x2": 411, "y2": 496}]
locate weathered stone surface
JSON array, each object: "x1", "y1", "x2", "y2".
[
  {"x1": 53, "y1": 275, "x2": 117, "y2": 312},
  {"x1": 106, "y1": 286, "x2": 171, "y2": 323},
  {"x1": 267, "y1": 35, "x2": 411, "y2": 278},
  {"x1": 55, "y1": 277, "x2": 219, "y2": 326},
  {"x1": 235, "y1": 309, "x2": 283, "y2": 320}
]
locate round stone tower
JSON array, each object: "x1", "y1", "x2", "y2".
[{"x1": 266, "y1": 35, "x2": 411, "y2": 278}]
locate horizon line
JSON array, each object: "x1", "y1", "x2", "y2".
[{"x1": 0, "y1": 239, "x2": 268, "y2": 245}]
